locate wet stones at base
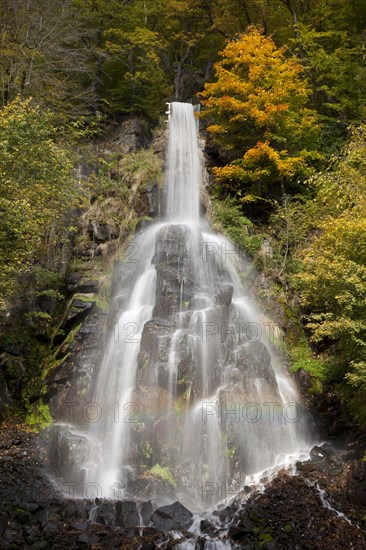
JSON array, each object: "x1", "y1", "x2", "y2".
[
  {"x1": 151, "y1": 501, "x2": 194, "y2": 531},
  {"x1": 1, "y1": 420, "x2": 366, "y2": 550}
]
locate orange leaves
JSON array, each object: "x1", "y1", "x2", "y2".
[
  {"x1": 213, "y1": 141, "x2": 306, "y2": 185},
  {"x1": 213, "y1": 165, "x2": 246, "y2": 182},
  {"x1": 198, "y1": 26, "x2": 319, "y2": 194},
  {"x1": 206, "y1": 124, "x2": 225, "y2": 134},
  {"x1": 243, "y1": 142, "x2": 304, "y2": 178}
]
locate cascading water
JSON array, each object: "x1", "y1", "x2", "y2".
[{"x1": 49, "y1": 102, "x2": 311, "y2": 511}]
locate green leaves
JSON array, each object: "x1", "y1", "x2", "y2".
[
  {"x1": 0, "y1": 98, "x2": 79, "y2": 306},
  {"x1": 292, "y1": 126, "x2": 366, "y2": 398}
]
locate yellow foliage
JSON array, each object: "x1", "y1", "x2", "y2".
[{"x1": 198, "y1": 27, "x2": 319, "y2": 194}]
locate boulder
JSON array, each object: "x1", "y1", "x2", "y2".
[
  {"x1": 88, "y1": 221, "x2": 119, "y2": 243},
  {"x1": 310, "y1": 445, "x2": 333, "y2": 462},
  {"x1": 115, "y1": 501, "x2": 140, "y2": 528},
  {"x1": 114, "y1": 118, "x2": 151, "y2": 153},
  {"x1": 151, "y1": 501, "x2": 193, "y2": 531}
]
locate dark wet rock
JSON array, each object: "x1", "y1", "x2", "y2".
[
  {"x1": 234, "y1": 341, "x2": 279, "y2": 398},
  {"x1": 236, "y1": 341, "x2": 271, "y2": 375},
  {"x1": 34, "y1": 293, "x2": 59, "y2": 315},
  {"x1": 68, "y1": 278, "x2": 100, "y2": 295},
  {"x1": 310, "y1": 445, "x2": 328, "y2": 462},
  {"x1": 321, "y1": 442, "x2": 335, "y2": 456},
  {"x1": 152, "y1": 501, "x2": 193, "y2": 531},
  {"x1": 295, "y1": 367, "x2": 314, "y2": 392},
  {"x1": 21, "y1": 502, "x2": 42, "y2": 512},
  {"x1": 115, "y1": 500, "x2": 140, "y2": 528},
  {"x1": 45, "y1": 309, "x2": 106, "y2": 419},
  {"x1": 217, "y1": 472, "x2": 366, "y2": 549},
  {"x1": 200, "y1": 518, "x2": 217, "y2": 536},
  {"x1": 2, "y1": 343, "x2": 23, "y2": 356},
  {"x1": 0, "y1": 512, "x2": 9, "y2": 531},
  {"x1": 124, "y1": 474, "x2": 176, "y2": 503},
  {"x1": 296, "y1": 461, "x2": 317, "y2": 473},
  {"x1": 78, "y1": 532, "x2": 97, "y2": 544},
  {"x1": 137, "y1": 318, "x2": 175, "y2": 388},
  {"x1": 215, "y1": 283, "x2": 233, "y2": 308},
  {"x1": 95, "y1": 501, "x2": 115, "y2": 526},
  {"x1": 310, "y1": 443, "x2": 334, "y2": 462},
  {"x1": 113, "y1": 118, "x2": 151, "y2": 153},
  {"x1": 140, "y1": 500, "x2": 153, "y2": 526},
  {"x1": 61, "y1": 296, "x2": 95, "y2": 334},
  {"x1": 347, "y1": 460, "x2": 366, "y2": 505},
  {"x1": 31, "y1": 540, "x2": 49, "y2": 549},
  {"x1": 228, "y1": 523, "x2": 253, "y2": 542},
  {"x1": 61, "y1": 499, "x2": 92, "y2": 521},
  {"x1": 135, "y1": 218, "x2": 153, "y2": 233},
  {"x1": 1, "y1": 420, "x2": 366, "y2": 549},
  {"x1": 152, "y1": 224, "x2": 195, "y2": 318},
  {"x1": 135, "y1": 183, "x2": 159, "y2": 219},
  {"x1": 213, "y1": 501, "x2": 240, "y2": 522},
  {"x1": 159, "y1": 330, "x2": 195, "y2": 392},
  {"x1": 146, "y1": 183, "x2": 160, "y2": 218},
  {"x1": 42, "y1": 521, "x2": 60, "y2": 532},
  {"x1": 46, "y1": 424, "x2": 96, "y2": 484},
  {"x1": 88, "y1": 221, "x2": 119, "y2": 242}
]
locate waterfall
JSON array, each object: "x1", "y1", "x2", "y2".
[
  {"x1": 48, "y1": 102, "x2": 310, "y2": 510},
  {"x1": 165, "y1": 102, "x2": 201, "y2": 224}
]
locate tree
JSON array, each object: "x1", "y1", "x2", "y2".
[
  {"x1": 291, "y1": 125, "x2": 366, "y2": 418},
  {"x1": 199, "y1": 27, "x2": 320, "y2": 203},
  {"x1": 278, "y1": 0, "x2": 366, "y2": 148},
  {"x1": 0, "y1": 98, "x2": 79, "y2": 306},
  {"x1": 73, "y1": 0, "x2": 171, "y2": 120},
  {"x1": 0, "y1": 0, "x2": 97, "y2": 118}
]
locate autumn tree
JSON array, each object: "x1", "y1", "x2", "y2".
[{"x1": 199, "y1": 27, "x2": 320, "y2": 204}]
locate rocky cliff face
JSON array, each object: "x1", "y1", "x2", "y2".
[
  {"x1": 43, "y1": 119, "x2": 216, "y2": 431},
  {"x1": 0, "y1": 117, "x2": 164, "y2": 423}
]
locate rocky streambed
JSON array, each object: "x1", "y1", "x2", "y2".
[{"x1": 1, "y1": 421, "x2": 366, "y2": 549}]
